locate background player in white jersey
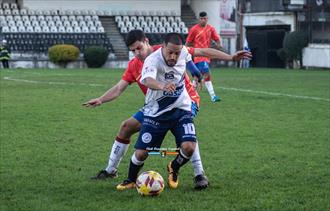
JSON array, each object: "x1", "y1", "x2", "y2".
[{"x1": 116, "y1": 33, "x2": 198, "y2": 190}]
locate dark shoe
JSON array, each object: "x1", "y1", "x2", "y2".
[
  {"x1": 194, "y1": 174, "x2": 209, "y2": 190},
  {"x1": 91, "y1": 169, "x2": 118, "y2": 180}
]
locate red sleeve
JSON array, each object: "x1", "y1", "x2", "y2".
[
  {"x1": 152, "y1": 45, "x2": 162, "y2": 51},
  {"x1": 211, "y1": 26, "x2": 220, "y2": 41},
  {"x1": 186, "y1": 47, "x2": 195, "y2": 56},
  {"x1": 121, "y1": 60, "x2": 137, "y2": 84},
  {"x1": 186, "y1": 26, "x2": 195, "y2": 43}
]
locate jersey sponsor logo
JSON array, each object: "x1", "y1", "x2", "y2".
[
  {"x1": 144, "y1": 118, "x2": 160, "y2": 126},
  {"x1": 182, "y1": 134, "x2": 196, "y2": 139},
  {"x1": 156, "y1": 85, "x2": 184, "y2": 113},
  {"x1": 142, "y1": 132, "x2": 152, "y2": 143},
  {"x1": 143, "y1": 66, "x2": 154, "y2": 74},
  {"x1": 163, "y1": 85, "x2": 184, "y2": 97}
]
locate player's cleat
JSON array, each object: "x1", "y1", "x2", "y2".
[
  {"x1": 167, "y1": 162, "x2": 179, "y2": 189},
  {"x1": 116, "y1": 179, "x2": 136, "y2": 190},
  {"x1": 194, "y1": 174, "x2": 209, "y2": 190},
  {"x1": 211, "y1": 95, "x2": 221, "y2": 102},
  {"x1": 90, "y1": 169, "x2": 118, "y2": 180}
]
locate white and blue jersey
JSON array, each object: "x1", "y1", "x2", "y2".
[
  {"x1": 135, "y1": 46, "x2": 197, "y2": 150},
  {"x1": 140, "y1": 46, "x2": 192, "y2": 117}
]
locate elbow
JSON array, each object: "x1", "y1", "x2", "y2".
[
  {"x1": 113, "y1": 86, "x2": 125, "y2": 99},
  {"x1": 145, "y1": 77, "x2": 151, "y2": 82},
  {"x1": 194, "y1": 49, "x2": 206, "y2": 57},
  {"x1": 144, "y1": 78, "x2": 151, "y2": 86}
]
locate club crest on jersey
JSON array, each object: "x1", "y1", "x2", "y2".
[
  {"x1": 142, "y1": 132, "x2": 152, "y2": 143},
  {"x1": 165, "y1": 71, "x2": 175, "y2": 80}
]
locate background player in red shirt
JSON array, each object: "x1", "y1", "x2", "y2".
[
  {"x1": 83, "y1": 30, "x2": 251, "y2": 189},
  {"x1": 186, "y1": 11, "x2": 222, "y2": 102}
]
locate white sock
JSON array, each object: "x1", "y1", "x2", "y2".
[
  {"x1": 205, "y1": 81, "x2": 216, "y2": 98},
  {"x1": 105, "y1": 140, "x2": 129, "y2": 173},
  {"x1": 190, "y1": 141, "x2": 205, "y2": 176},
  {"x1": 131, "y1": 153, "x2": 145, "y2": 165}
]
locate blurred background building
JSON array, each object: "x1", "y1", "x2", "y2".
[
  {"x1": 0, "y1": 0, "x2": 329, "y2": 68},
  {"x1": 238, "y1": 0, "x2": 330, "y2": 68}
]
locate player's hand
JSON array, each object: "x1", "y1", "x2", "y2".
[
  {"x1": 232, "y1": 50, "x2": 252, "y2": 61},
  {"x1": 163, "y1": 82, "x2": 176, "y2": 92},
  {"x1": 193, "y1": 76, "x2": 203, "y2": 91},
  {"x1": 82, "y1": 98, "x2": 102, "y2": 107},
  {"x1": 215, "y1": 44, "x2": 222, "y2": 50}
]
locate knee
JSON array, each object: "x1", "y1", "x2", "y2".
[
  {"x1": 181, "y1": 142, "x2": 196, "y2": 157},
  {"x1": 119, "y1": 119, "x2": 140, "y2": 138},
  {"x1": 120, "y1": 120, "x2": 131, "y2": 133},
  {"x1": 135, "y1": 150, "x2": 148, "y2": 161}
]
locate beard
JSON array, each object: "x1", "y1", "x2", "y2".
[{"x1": 165, "y1": 60, "x2": 176, "y2": 67}]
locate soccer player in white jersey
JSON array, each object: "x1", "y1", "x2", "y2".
[
  {"x1": 83, "y1": 30, "x2": 251, "y2": 189},
  {"x1": 116, "y1": 33, "x2": 198, "y2": 190}
]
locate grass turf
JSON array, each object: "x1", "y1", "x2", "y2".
[{"x1": 0, "y1": 68, "x2": 329, "y2": 210}]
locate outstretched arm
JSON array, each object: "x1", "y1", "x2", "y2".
[
  {"x1": 82, "y1": 79, "x2": 129, "y2": 107},
  {"x1": 194, "y1": 48, "x2": 252, "y2": 61}
]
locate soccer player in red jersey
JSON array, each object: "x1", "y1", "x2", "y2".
[
  {"x1": 186, "y1": 11, "x2": 222, "y2": 102},
  {"x1": 83, "y1": 30, "x2": 251, "y2": 189}
]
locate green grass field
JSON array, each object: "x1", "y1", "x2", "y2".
[{"x1": 1, "y1": 68, "x2": 329, "y2": 211}]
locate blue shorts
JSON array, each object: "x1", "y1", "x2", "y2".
[
  {"x1": 135, "y1": 109, "x2": 197, "y2": 150},
  {"x1": 195, "y1": 61, "x2": 210, "y2": 74},
  {"x1": 132, "y1": 110, "x2": 144, "y2": 124},
  {"x1": 132, "y1": 102, "x2": 199, "y2": 123}
]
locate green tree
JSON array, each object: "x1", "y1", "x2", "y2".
[
  {"x1": 282, "y1": 31, "x2": 308, "y2": 68},
  {"x1": 83, "y1": 46, "x2": 109, "y2": 68}
]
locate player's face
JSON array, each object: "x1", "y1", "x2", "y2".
[
  {"x1": 162, "y1": 43, "x2": 182, "y2": 67},
  {"x1": 199, "y1": 16, "x2": 208, "y2": 27},
  {"x1": 129, "y1": 39, "x2": 151, "y2": 61}
]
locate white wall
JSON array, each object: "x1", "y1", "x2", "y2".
[
  {"x1": 243, "y1": 12, "x2": 296, "y2": 31},
  {"x1": 303, "y1": 44, "x2": 330, "y2": 68},
  {"x1": 190, "y1": 0, "x2": 221, "y2": 34},
  {"x1": 23, "y1": 0, "x2": 181, "y2": 15}
]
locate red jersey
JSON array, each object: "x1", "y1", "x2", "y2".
[
  {"x1": 186, "y1": 23, "x2": 220, "y2": 63},
  {"x1": 121, "y1": 45, "x2": 200, "y2": 106}
]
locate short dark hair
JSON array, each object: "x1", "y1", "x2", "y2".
[
  {"x1": 163, "y1": 33, "x2": 183, "y2": 46},
  {"x1": 125, "y1": 29, "x2": 146, "y2": 47},
  {"x1": 199, "y1": 11, "x2": 207, "y2": 17}
]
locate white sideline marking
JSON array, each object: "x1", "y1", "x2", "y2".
[
  {"x1": 1, "y1": 71, "x2": 74, "y2": 76},
  {"x1": 3, "y1": 76, "x2": 329, "y2": 102},
  {"x1": 3, "y1": 76, "x2": 104, "y2": 87},
  {"x1": 217, "y1": 86, "x2": 330, "y2": 102}
]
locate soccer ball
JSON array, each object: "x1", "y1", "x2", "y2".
[{"x1": 136, "y1": 171, "x2": 165, "y2": 196}]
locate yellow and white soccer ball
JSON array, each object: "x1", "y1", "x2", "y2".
[{"x1": 136, "y1": 171, "x2": 165, "y2": 196}]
